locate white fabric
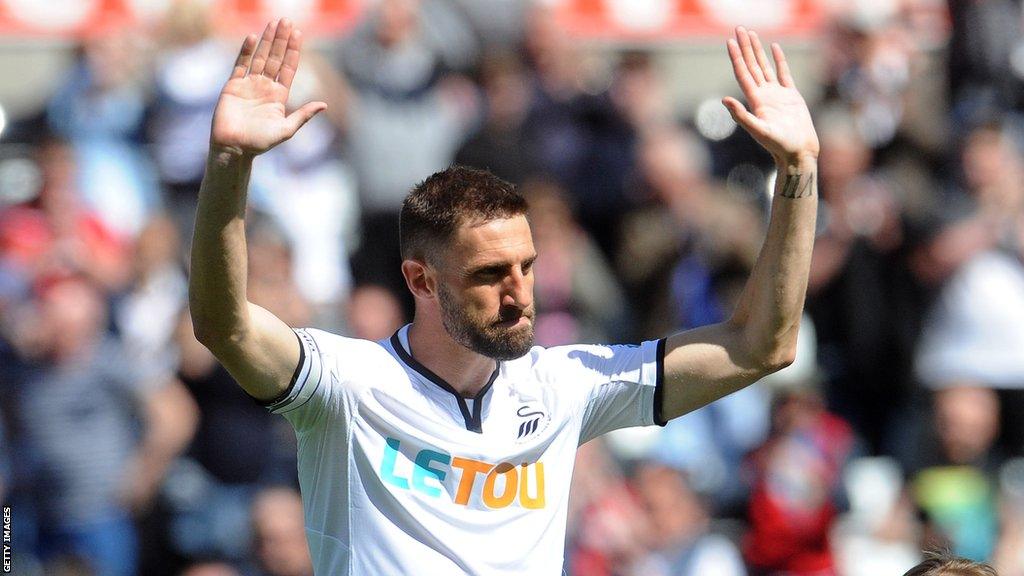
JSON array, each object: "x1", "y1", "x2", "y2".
[
  {"x1": 916, "y1": 250, "x2": 1024, "y2": 389},
  {"x1": 265, "y1": 325, "x2": 661, "y2": 575}
]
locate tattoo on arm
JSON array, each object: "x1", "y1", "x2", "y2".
[{"x1": 778, "y1": 172, "x2": 816, "y2": 199}]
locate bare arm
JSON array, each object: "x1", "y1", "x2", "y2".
[
  {"x1": 189, "y1": 19, "x2": 325, "y2": 402},
  {"x1": 659, "y1": 27, "x2": 819, "y2": 420}
]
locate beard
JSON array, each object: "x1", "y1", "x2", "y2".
[{"x1": 437, "y1": 284, "x2": 535, "y2": 361}]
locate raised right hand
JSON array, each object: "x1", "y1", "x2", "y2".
[{"x1": 210, "y1": 19, "x2": 326, "y2": 157}]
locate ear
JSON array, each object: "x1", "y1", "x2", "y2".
[{"x1": 401, "y1": 258, "x2": 436, "y2": 301}]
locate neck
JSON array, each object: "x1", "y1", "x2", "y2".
[{"x1": 406, "y1": 317, "x2": 498, "y2": 398}]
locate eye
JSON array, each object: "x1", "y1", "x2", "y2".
[
  {"x1": 474, "y1": 266, "x2": 505, "y2": 281},
  {"x1": 522, "y1": 257, "x2": 537, "y2": 274}
]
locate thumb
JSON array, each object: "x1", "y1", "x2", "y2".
[
  {"x1": 285, "y1": 101, "x2": 328, "y2": 135},
  {"x1": 722, "y1": 97, "x2": 763, "y2": 135}
]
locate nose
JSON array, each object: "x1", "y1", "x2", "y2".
[{"x1": 501, "y1": 267, "x2": 532, "y2": 309}]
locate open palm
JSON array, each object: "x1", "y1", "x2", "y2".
[
  {"x1": 211, "y1": 19, "x2": 326, "y2": 156},
  {"x1": 723, "y1": 27, "x2": 819, "y2": 164}
]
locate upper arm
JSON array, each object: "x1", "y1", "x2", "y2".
[
  {"x1": 659, "y1": 321, "x2": 772, "y2": 421},
  {"x1": 198, "y1": 301, "x2": 301, "y2": 404}
]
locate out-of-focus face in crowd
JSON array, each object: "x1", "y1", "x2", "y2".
[
  {"x1": 375, "y1": 0, "x2": 420, "y2": 48},
  {"x1": 933, "y1": 384, "x2": 1000, "y2": 466},
  {"x1": 479, "y1": 51, "x2": 531, "y2": 130},
  {"x1": 160, "y1": 0, "x2": 211, "y2": 46},
  {"x1": 346, "y1": 284, "x2": 404, "y2": 341},
  {"x1": 633, "y1": 463, "x2": 708, "y2": 551},
  {"x1": 961, "y1": 125, "x2": 1024, "y2": 213},
  {"x1": 15, "y1": 278, "x2": 108, "y2": 362},
  {"x1": 251, "y1": 488, "x2": 314, "y2": 576}
]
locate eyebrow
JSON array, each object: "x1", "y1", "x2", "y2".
[{"x1": 466, "y1": 254, "x2": 538, "y2": 276}]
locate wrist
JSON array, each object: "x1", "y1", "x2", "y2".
[
  {"x1": 775, "y1": 152, "x2": 818, "y2": 174},
  {"x1": 208, "y1": 144, "x2": 254, "y2": 168}
]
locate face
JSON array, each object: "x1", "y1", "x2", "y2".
[
  {"x1": 434, "y1": 215, "x2": 537, "y2": 360},
  {"x1": 252, "y1": 490, "x2": 312, "y2": 576}
]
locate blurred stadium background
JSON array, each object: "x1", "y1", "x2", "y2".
[{"x1": 1, "y1": 0, "x2": 1023, "y2": 575}]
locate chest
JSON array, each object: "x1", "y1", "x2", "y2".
[{"x1": 347, "y1": 371, "x2": 580, "y2": 512}]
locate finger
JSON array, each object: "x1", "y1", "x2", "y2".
[
  {"x1": 736, "y1": 26, "x2": 765, "y2": 85},
  {"x1": 263, "y1": 18, "x2": 292, "y2": 80},
  {"x1": 277, "y1": 29, "x2": 304, "y2": 88},
  {"x1": 248, "y1": 19, "x2": 279, "y2": 76},
  {"x1": 727, "y1": 39, "x2": 756, "y2": 94},
  {"x1": 749, "y1": 31, "x2": 775, "y2": 84},
  {"x1": 772, "y1": 42, "x2": 795, "y2": 88},
  {"x1": 230, "y1": 34, "x2": 258, "y2": 79},
  {"x1": 722, "y1": 96, "x2": 767, "y2": 137},
  {"x1": 285, "y1": 101, "x2": 327, "y2": 134}
]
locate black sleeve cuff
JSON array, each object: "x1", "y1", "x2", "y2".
[
  {"x1": 653, "y1": 338, "x2": 668, "y2": 426},
  {"x1": 254, "y1": 330, "x2": 306, "y2": 407}
]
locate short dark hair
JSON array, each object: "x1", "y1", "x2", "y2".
[
  {"x1": 902, "y1": 551, "x2": 998, "y2": 576},
  {"x1": 399, "y1": 166, "x2": 527, "y2": 264}
]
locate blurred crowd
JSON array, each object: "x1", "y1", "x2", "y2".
[{"x1": 2, "y1": 0, "x2": 1024, "y2": 575}]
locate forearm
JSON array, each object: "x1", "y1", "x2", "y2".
[
  {"x1": 188, "y1": 148, "x2": 255, "y2": 342},
  {"x1": 730, "y1": 155, "x2": 818, "y2": 368}
]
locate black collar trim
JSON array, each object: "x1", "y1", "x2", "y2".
[{"x1": 389, "y1": 330, "x2": 499, "y2": 433}]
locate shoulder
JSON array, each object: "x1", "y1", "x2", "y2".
[
  {"x1": 504, "y1": 342, "x2": 654, "y2": 379},
  {"x1": 298, "y1": 328, "x2": 393, "y2": 359},
  {"x1": 296, "y1": 328, "x2": 405, "y2": 381}
]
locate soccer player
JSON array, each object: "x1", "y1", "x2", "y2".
[{"x1": 189, "y1": 18, "x2": 819, "y2": 574}]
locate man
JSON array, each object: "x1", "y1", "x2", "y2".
[
  {"x1": 2, "y1": 277, "x2": 196, "y2": 576},
  {"x1": 189, "y1": 18, "x2": 819, "y2": 575}
]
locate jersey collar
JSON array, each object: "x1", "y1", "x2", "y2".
[{"x1": 390, "y1": 325, "x2": 499, "y2": 433}]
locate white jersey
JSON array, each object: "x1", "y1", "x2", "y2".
[{"x1": 263, "y1": 325, "x2": 665, "y2": 575}]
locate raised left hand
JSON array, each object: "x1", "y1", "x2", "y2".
[{"x1": 723, "y1": 27, "x2": 819, "y2": 166}]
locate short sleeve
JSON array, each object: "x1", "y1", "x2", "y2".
[
  {"x1": 260, "y1": 328, "x2": 333, "y2": 430},
  {"x1": 561, "y1": 338, "x2": 666, "y2": 445}
]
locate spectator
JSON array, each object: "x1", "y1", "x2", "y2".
[
  {"x1": 915, "y1": 249, "x2": 1024, "y2": 455},
  {"x1": 0, "y1": 277, "x2": 196, "y2": 576},
  {"x1": 632, "y1": 463, "x2": 747, "y2": 576},
  {"x1": 821, "y1": 1, "x2": 918, "y2": 148},
  {"x1": 521, "y1": 179, "x2": 626, "y2": 346},
  {"x1": 148, "y1": 0, "x2": 235, "y2": 232},
  {"x1": 248, "y1": 55, "x2": 359, "y2": 320},
  {"x1": 947, "y1": 0, "x2": 1024, "y2": 130},
  {"x1": 46, "y1": 30, "x2": 161, "y2": 238},
  {"x1": 249, "y1": 487, "x2": 313, "y2": 576},
  {"x1": 113, "y1": 215, "x2": 187, "y2": 382},
  {"x1": 0, "y1": 138, "x2": 130, "y2": 293},
  {"x1": 911, "y1": 385, "x2": 1002, "y2": 561},
  {"x1": 319, "y1": 0, "x2": 480, "y2": 303},
  {"x1": 455, "y1": 49, "x2": 540, "y2": 186},
  {"x1": 806, "y1": 109, "x2": 921, "y2": 456},
  {"x1": 346, "y1": 283, "x2": 406, "y2": 341},
  {"x1": 743, "y1": 381, "x2": 858, "y2": 575},
  {"x1": 832, "y1": 457, "x2": 923, "y2": 575},
  {"x1": 565, "y1": 439, "x2": 648, "y2": 576}
]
